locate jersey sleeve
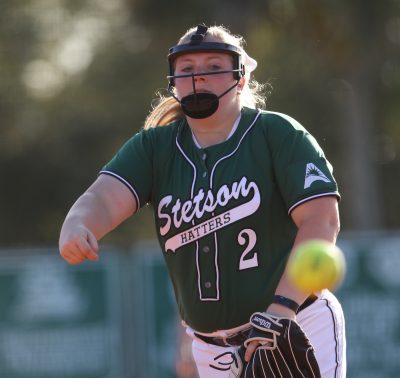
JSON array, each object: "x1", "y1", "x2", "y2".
[
  {"x1": 99, "y1": 130, "x2": 153, "y2": 209},
  {"x1": 266, "y1": 112, "x2": 340, "y2": 214}
]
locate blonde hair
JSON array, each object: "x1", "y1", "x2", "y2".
[{"x1": 144, "y1": 25, "x2": 268, "y2": 129}]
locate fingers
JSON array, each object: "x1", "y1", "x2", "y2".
[
  {"x1": 60, "y1": 247, "x2": 86, "y2": 265},
  {"x1": 59, "y1": 229, "x2": 99, "y2": 264},
  {"x1": 76, "y1": 235, "x2": 99, "y2": 262},
  {"x1": 85, "y1": 232, "x2": 99, "y2": 261},
  {"x1": 245, "y1": 340, "x2": 259, "y2": 362}
]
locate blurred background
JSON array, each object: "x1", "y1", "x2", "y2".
[{"x1": 0, "y1": 0, "x2": 400, "y2": 377}]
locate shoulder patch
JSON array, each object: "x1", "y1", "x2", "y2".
[{"x1": 304, "y1": 163, "x2": 331, "y2": 189}]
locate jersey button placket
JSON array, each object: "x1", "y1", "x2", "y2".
[
  {"x1": 199, "y1": 150, "x2": 208, "y2": 180},
  {"x1": 195, "y1": 152, "x2": 217, "y2": 300},
  {"x1": 198, "y1": 238, "x2": 218, "y2": 299}
]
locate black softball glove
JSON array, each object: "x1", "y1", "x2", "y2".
[{"x1": 229, "y1": 312, "x2": 321, "y2": 378}]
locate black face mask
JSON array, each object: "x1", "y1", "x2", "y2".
[
  {"x1": 180, "y1": 92, "x2": 219, "y2": 119},
  {"x1": 168, "y1": 72, "x2": 240, "y2": 119}
]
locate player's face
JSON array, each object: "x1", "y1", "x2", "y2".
[{"x1": 173, "y1": 52, "x2": 238, "y2": 100}]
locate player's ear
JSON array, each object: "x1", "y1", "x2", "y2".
[{"x1": 237, "y1": 77, "x2": 246, "y2": 93}]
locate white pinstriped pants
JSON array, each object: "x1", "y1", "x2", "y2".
[{"x1": 190, "y1": 290, "x2": 346, "y2": 378}]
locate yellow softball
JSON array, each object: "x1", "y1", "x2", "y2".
[{"x1": 287, "y1": 239, "x2": 346, "y2": 293}]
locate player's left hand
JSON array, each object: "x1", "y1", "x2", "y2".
[
  {"x1": 244, "y1": 302, "x2": 296, "y2": 362},
  {"x1": 229, "y1": 312, "x2": 321, "y2": 378}
]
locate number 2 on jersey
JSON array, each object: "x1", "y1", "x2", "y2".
[{"x1": 238, "y1": 229, "x2": 259, "y2": 270}]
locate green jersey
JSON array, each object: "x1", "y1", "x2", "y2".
[{"x1": 101, "y1": 107, "x2": 339, "y2": 333}]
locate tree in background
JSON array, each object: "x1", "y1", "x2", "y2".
[{"x1": 1, "y1": 0, "x2": 400, "y2": 245}]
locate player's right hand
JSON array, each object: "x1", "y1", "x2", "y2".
[{"x1": 59, "y1": 225, "x2": 99, "y2": 264}]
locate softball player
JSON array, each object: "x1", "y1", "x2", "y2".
[{"x1": 59, "y1": 24, "x2": 346, "y2": 377}]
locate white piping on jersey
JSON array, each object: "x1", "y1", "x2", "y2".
[
  {"x1": 175, "y1": 134, "x2": 198, "y2": 198},
  {"x1": 262, "y1": 111, "x2": 340, "y2": 216},
  {"x1": 212, "y1": 231, "x2": 219, "y2": 301},
  {"x1": 191, "y1": 113, "x2": 242, "y2": 149},
  {"x1": 99, "y1": 170, "x2": 140, "y2": 211},
  {"x1": 175, "y1": 130, "x2": 211, "y2": 300},
  {"x1": 194, "y1": 240, "x2": 205, "y2": 300},
  {"x1": 175, "y1": 110, "x2": 261, "y2": 302},
  {"x1": 288, "y1": 192, "x2": 339, "y2": 215},
  {"x1": 210, "y1": 111, "x2": 261, "y2": 188},
  {"x1": 321, "y1": 297, "x2": 341, "y2": 378},
  {"x1": 206, "y1": 111, "x2": 260, "y2": 299},
  {"x1": 191, "y1": 132, "x2": 202, "y2": 149}
]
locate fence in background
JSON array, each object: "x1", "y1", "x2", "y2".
[
  {"x1": 336, "y1": 233, "x2": 400, "y2": 378},
  {"x1": 0, "y1": 233, "x2": 399, "y2": 378}
]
